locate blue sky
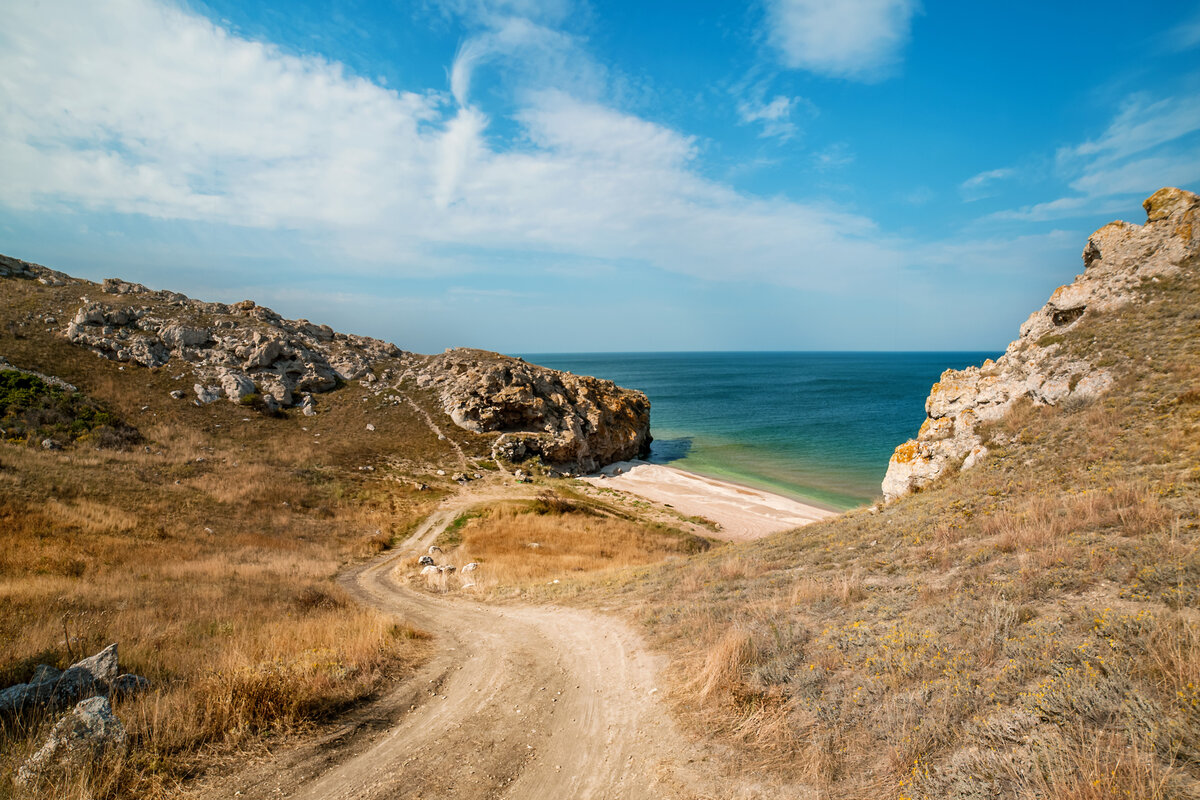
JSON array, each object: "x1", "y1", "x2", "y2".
[{"x1": 1, "y1": 0, "x2": 1198, "y2": 353}]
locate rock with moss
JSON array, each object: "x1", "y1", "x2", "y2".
[{"x1": 882, "y1": 187, "x2": 1200, "y2": 501}]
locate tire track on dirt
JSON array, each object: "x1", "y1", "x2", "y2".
[{"x1": 197, "y1": 489, "x2": 715, "y2": 800}]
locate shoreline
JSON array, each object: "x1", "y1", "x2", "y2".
[{"x1": 581, "y1": 460, "x2": 842, "y2": 542}]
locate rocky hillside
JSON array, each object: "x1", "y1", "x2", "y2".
[
  {"x1": 0, "y1": 253, "x2": 650, "y2": 473},
  {"x1": 883, "y1": 186, "x2": 1200, "y2": 500},
  {"x1": 602, "y1": 188, "x2": 1200, "y2": 798}
]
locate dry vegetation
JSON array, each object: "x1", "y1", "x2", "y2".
[
  {"x1": 419, "y1": 490, "x2": 712, "y2": 592},
  {"x1": 4, "y1": 255, "x2": 1199, "y2": 799},
  {"x1": 0, "y1": 277, "x2": 487, "y2": 798},
  {"x1": 547, "y1": 265, "x2": 1200, "y2": 798}
]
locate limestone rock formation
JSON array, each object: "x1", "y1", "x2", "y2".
[
  {"x1": 62, "y1": 288, "x2": 403, "y2": 410},
  {"x1": 882, "y1": 187, "x2": 1200, "y2": 501},
  {"x1": 8, "y1": 255, "x2": 654, "y2": 473},
  {"x1": 413, "y1": 349, "x2": 652, "y2": 472}
]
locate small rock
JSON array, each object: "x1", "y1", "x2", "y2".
[
  {"x1": 366, "y1": 423, "x2": 376, "y2": 431},
  {"x1": 41, "y1": 438, "x2": 61, "y2": 451},
  {"x1": 169, "y1": 390, "x2": 185, "y2": 400},
  {"x1": 193, "y1": 384, "x2": 221, "y2": 404}
]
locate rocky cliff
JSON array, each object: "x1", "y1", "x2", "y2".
[
  {"x1": 0, "y1": 255, "x2": 651, "y2": 472},
  {"x1": 882, "y1": 187, "x2": 1200, "y2": 501},
  {"x1": 414, "y1": 349, "x2": 651, "y2": 473}
]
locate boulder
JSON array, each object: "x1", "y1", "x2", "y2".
[
  {"x1": 102, "y1": 278, "x2": 149, "y2": 294},
  {"x1": 0, "y1": 644, "x2": 132, "y2": 719},
  {"x1": 159, "y1": 322, "x2": 212, "y2": 349},
  {"x1": 218, "y1": 370, "x2": 256, "y2": 402},
  {"x1": 194, "y1": 384, "x2": 222, "y2": 405},
  {"x1": 15, "y1": 696, "x2": 126, "y2": 789}
]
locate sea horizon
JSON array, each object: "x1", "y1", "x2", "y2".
[{"x1": 520, "y1": 350, "x2": 1003, "y2": 510}]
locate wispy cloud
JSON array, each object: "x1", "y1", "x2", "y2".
[
  {"x1": 0, "y1": 0, "x2": 904, "y2": 291},
  {"x1": 959, "y1": 167, "x2": 1014, "y2": 201},
  {"x1": 764, "y1": 0, "x2": 920, "y2": 81},
  {"x1": 736, "y1": 93, "x2": 805, "y2": 141},
  {"x1": 1165, "y1": 8, "x2": 1200, "y2": 51},
  {"x1": 812, "y1": 143, "x2": 854, "y2": 170},
  {"x1": 992, "y1": 93, "x2": 1200, "y2": 222}
]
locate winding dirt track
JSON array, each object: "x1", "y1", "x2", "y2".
[{"x1": 198, "y1": 493, "x2": 716, "y2": 800}]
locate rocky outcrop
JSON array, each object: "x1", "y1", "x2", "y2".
[
  {"x1": 16, "y1": 255, "x2": 652, "y2": 472},
  {"x1": 413, "y1": 349, "x2": 652, "y2": 472},
  {"x1": 15, "y1": 696, "x2": 126, "y2": 789},
  {"x1": 0, "y1": 253, "x2": 72, "y2": 285},
  {"x1": 882, "y1": 187, "x2": 1200, "y2": 501},
  {"x1": 0, "y1": 643, "x2": 148, "y2": 720},
  {"x1": 0, "y1": 356, "x2": 77, "y2": 392},
  {"x1": 63, "y1": 289, "x2": 404, "y2": 410}
]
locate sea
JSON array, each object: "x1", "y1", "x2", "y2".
[{"x1": 520, "y1": 352, "x2": 1000, "y2": 511}]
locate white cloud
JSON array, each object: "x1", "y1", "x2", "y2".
[
  {"x1": 812, "y1": 143, "x2": 854, "y2": 171},
  {"x1": 764, "y1": 0, "x2": 919, "y2": 81},
  {"x1": 426, "y1": 0, "x2": 577, "y2": 31},
  {"x1": 736, "y1": 94, "x2": 801, "y2": 141},
  {"x1": 1166, "y1": 9, "x2": 1200, "y2": 51},
  {"x1": 993, "y1": 93, "x2": 1200, "y2": 222},
  {"x1": 1063, "y1": 95, "x2": 1200, "y2": 165},
  {"x1": 959, "y1": 167, "x2": 1014, "y2": 201},
  {"x1": 0, "y1": 0, "x2": 905, "y2": 291}
]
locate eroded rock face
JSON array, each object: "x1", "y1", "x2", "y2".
[
  {"x1": 882, "y1": 187, "x2": 1200, "y2": 501},
  {"x1": 414, "y1": 349, "x2": 652, "y2": 472},
  {"x1": 62, "y1": 290, "x2": 404, "y2": 410},
  {"x1": 31, "y1": 260, "x2": 652, "y2": 473}
]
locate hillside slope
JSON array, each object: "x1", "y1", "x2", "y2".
[
  {"x1": 0, "y1": 253, "x2": 650, "y2": 474},
  {"x1": 581, "y1": 189, "x2": 1200, "y2": 799},
  {"x1": 0, "y1": 257, "x2": 653, "y2": 797}
]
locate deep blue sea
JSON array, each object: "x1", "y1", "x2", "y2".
[{"x1": 519, "y1": 352, "x2": 1000, "y2": 510}]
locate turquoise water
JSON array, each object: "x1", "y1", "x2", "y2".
[{"x1": 520, "y1": 352, "x2": 999, "y2": 510}]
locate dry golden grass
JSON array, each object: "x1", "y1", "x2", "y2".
[
  {"x1": 563, "y1": 265, "x2": 1200, "y2": 798},
  {"x1": 0, "y1": 431, "x2": 436, "y2": 799},
  {"x1": 0, "y1": 276, "x2": 480, "y2": 798},
  {"x1": 423, "y1": 494, "x2": 711, "y2": 591}
]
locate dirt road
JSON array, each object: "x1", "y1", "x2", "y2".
[{"x1": 197, "y1": 491, "x2": 717, "y2": 799}]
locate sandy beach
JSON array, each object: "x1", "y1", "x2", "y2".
[{"x1": 581, "y1": 460, "x2": 840, "y2": 542}]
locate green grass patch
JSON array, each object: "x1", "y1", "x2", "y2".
[{"x1": 0, "y1": 369, "x2": 139, "y2": 448}]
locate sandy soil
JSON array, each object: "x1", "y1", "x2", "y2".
[
  {"x1": 581, "y1": 461, "x2": 839, "y2": 542},
  {"x1": 192, "y1": 490, "x2": 728, "y2": 800}
]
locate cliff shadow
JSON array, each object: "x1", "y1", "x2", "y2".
[{"x1": 648, "y1": 436, "x2": 693, "y2": 464}]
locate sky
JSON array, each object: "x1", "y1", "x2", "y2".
[{"x1": 1, "y1": 0, "x2": 1198, "y2": 354}]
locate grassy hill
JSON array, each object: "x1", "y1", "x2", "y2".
[
  {"x1": 0, "y1": 261, "x2": 695, "y2": 798},
  {"x1": 573, "y1": 203, "x2": 1199, "y2": 798}
]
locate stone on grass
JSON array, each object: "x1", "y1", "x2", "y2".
[{"x1": 15, "y1": 696, "x2": 126, "y2": 789}]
